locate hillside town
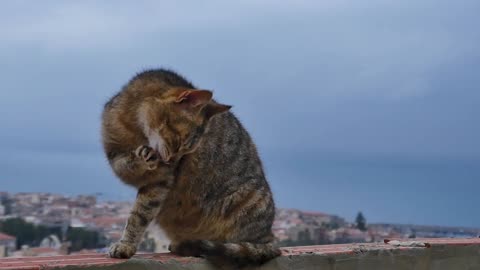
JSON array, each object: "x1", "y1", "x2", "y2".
[{"x1": 1, "y1": 192, "x2": 479, "y2": 257}]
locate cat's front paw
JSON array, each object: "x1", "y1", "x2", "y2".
[
  {"x1": 109, "y1": 241, "x2": 137, "y2": 259},
  {"x1": 135, "y1": 145, "x2": 159, "y2": 170}
]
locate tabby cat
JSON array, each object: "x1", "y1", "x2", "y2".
[{"x1": 101, "y1": 69, "x2": 280, "y2": 267}]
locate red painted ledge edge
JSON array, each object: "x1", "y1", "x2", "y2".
[{"x1": 1, "y1": 238, "x2": 479, "y2": 270}]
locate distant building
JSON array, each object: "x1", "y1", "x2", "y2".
[
  {"x1": 17, "y1": 242, "x2": 70, "y2": 257},
  {"x1": 0, "y1": 232, "x2": 16, "y2": 257},
  {"x1": 329, "y1": 228, "x2": 370, "y2": 244},
  {"x1": 300, "y1": 210, "x2": 346, "y2": 227},
  {"x1": 40, "y1": 235, "x2": 62, "y2": 249}
]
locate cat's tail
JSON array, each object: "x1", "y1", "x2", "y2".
[{"x1": 173, "y1": 240, "x2": 281, "y2": 267}]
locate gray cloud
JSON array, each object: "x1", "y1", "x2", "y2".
[{"x1": 0, "y1": 0, "x2": 479, "y2": 226}]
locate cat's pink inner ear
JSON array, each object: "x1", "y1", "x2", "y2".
[{"x1": 175, "y1": 90, "x2": 213, "y2": 107}]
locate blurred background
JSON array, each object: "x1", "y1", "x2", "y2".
[{"x1": 0, "y1": 0, "x2": 479, "y2": 257}]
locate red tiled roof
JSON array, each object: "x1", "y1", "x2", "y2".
[
  {"x1": 27, "y1": 247, "x2": 57, "y2": 254},
  {"x1": 106, "y1": 231, "x2": 122, "y2": 238},
  {"x1": 300, "y1": 210, "x2": 329, "y2": 216},
  {"x1": 80, "y1": 217, "x2": 125, "y2": 228},
  {"x1": 0, "y1": 233, "x2": 15, "y2": 241}
]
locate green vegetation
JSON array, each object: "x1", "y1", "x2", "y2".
[
  {"x1": 322, "y1": 221, "x2": 340, "y2": 230},
  {"x1": 0, "y1": 196, "x2": 13, "y2": 215},
  {"x1": 355, "y1": 211, "x2": 367, "y2": 231},
  {"x1": 66, "y1": 227, "x2": 102, "y2": 252},
  {"x1": 0, "y1": 218, "x2": 60, "y2": 249},
  {"x1": 0, "y1": 218, "x2": 103, "y2": 251},
  {"x1": 138, "y1": 232, "x2": 156, "y2": 252}
]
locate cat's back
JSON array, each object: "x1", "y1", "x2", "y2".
[
  {"x1": 160, "y1": 111, "x2": 276, "y2": 243},
  {"x1": 103, "y1": 69, "x2": 195, "y2": 111},
  {"x1": 176, "y1": 111, "x2": 267, "y2": 192}
]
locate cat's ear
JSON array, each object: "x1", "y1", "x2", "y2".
[
  {"x1": 174, "y1": 89, "x2": 230, "y2": 118},
  {"x1": 175, "y1": 90, "x2": 212, "y2": 108},
  {"x1": 204, "y1": 103, "x2": 232, "y2": 119}
]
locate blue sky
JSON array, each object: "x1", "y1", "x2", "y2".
[{"x1": 0, "y1": 1, "x2": 479, "y2": 227}]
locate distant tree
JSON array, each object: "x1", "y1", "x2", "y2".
[
  {"x1": 139, "y1": 232, "x2": 156, "y2": 252},
  {"x1": 322, "y1": 221, "x2": 340, "y2": 230},
  {"x1": 0, "y1": 197, "x2": 13, "y2": 215},
  {"x1": 139, "y1": 238, "x2": 156, "y2": 252},
  {"x1": 297, "y1": 228, "x2": 315, "y2": 246},
  {"x1": 355, "y1": 212, "x2": 367, "y2": 231},
  {"x1": 277, "y1": 239, "x2": 295, "y2": 247},
  {"x1": 0, "y1": 218, "x2": 59, "y2": 249},
  {"x1": 66, "y1": 227, "x2": 101, "y2": 252}
]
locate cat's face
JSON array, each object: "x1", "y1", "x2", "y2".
[{"x1": 140, "y1": 88, "x2": 230, "y2": 164}]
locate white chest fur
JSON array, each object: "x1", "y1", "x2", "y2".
[{"x1": 137, "y1": 107, "x2": 169, "y2": 162}]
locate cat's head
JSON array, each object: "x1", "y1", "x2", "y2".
[{"x1": 138, "y1": 88, "x2": 231, "y2": 164}]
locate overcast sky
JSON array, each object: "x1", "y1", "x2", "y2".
[{"x1": 0, "y1": 1, "x2": 479, "y2": 227}]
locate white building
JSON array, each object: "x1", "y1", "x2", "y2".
[{"x1": 0, "y1": 232, "x2": 16, "y2": 257}]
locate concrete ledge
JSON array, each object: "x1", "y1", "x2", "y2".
[{"x1": 1, "y1": 238, "x2": 479, "y2": 269}]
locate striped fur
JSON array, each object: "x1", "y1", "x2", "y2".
[
  {"x1": 172, "y1": 240, "x2": 281, "y2": 267},
  {"x1": 102, "y1": 69, "x2": 280, "y2": 267}
]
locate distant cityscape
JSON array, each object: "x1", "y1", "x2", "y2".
[{"x1": 0, "y1": 191, "x2": 479, "y2": 258}]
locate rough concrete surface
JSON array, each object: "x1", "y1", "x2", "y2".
[
  {"x1": 1, "y1": 238, "x2": 480, "y2": 270},
  {"x1": 60, "y1": 239, "x2": 480, "y2": 270}
]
